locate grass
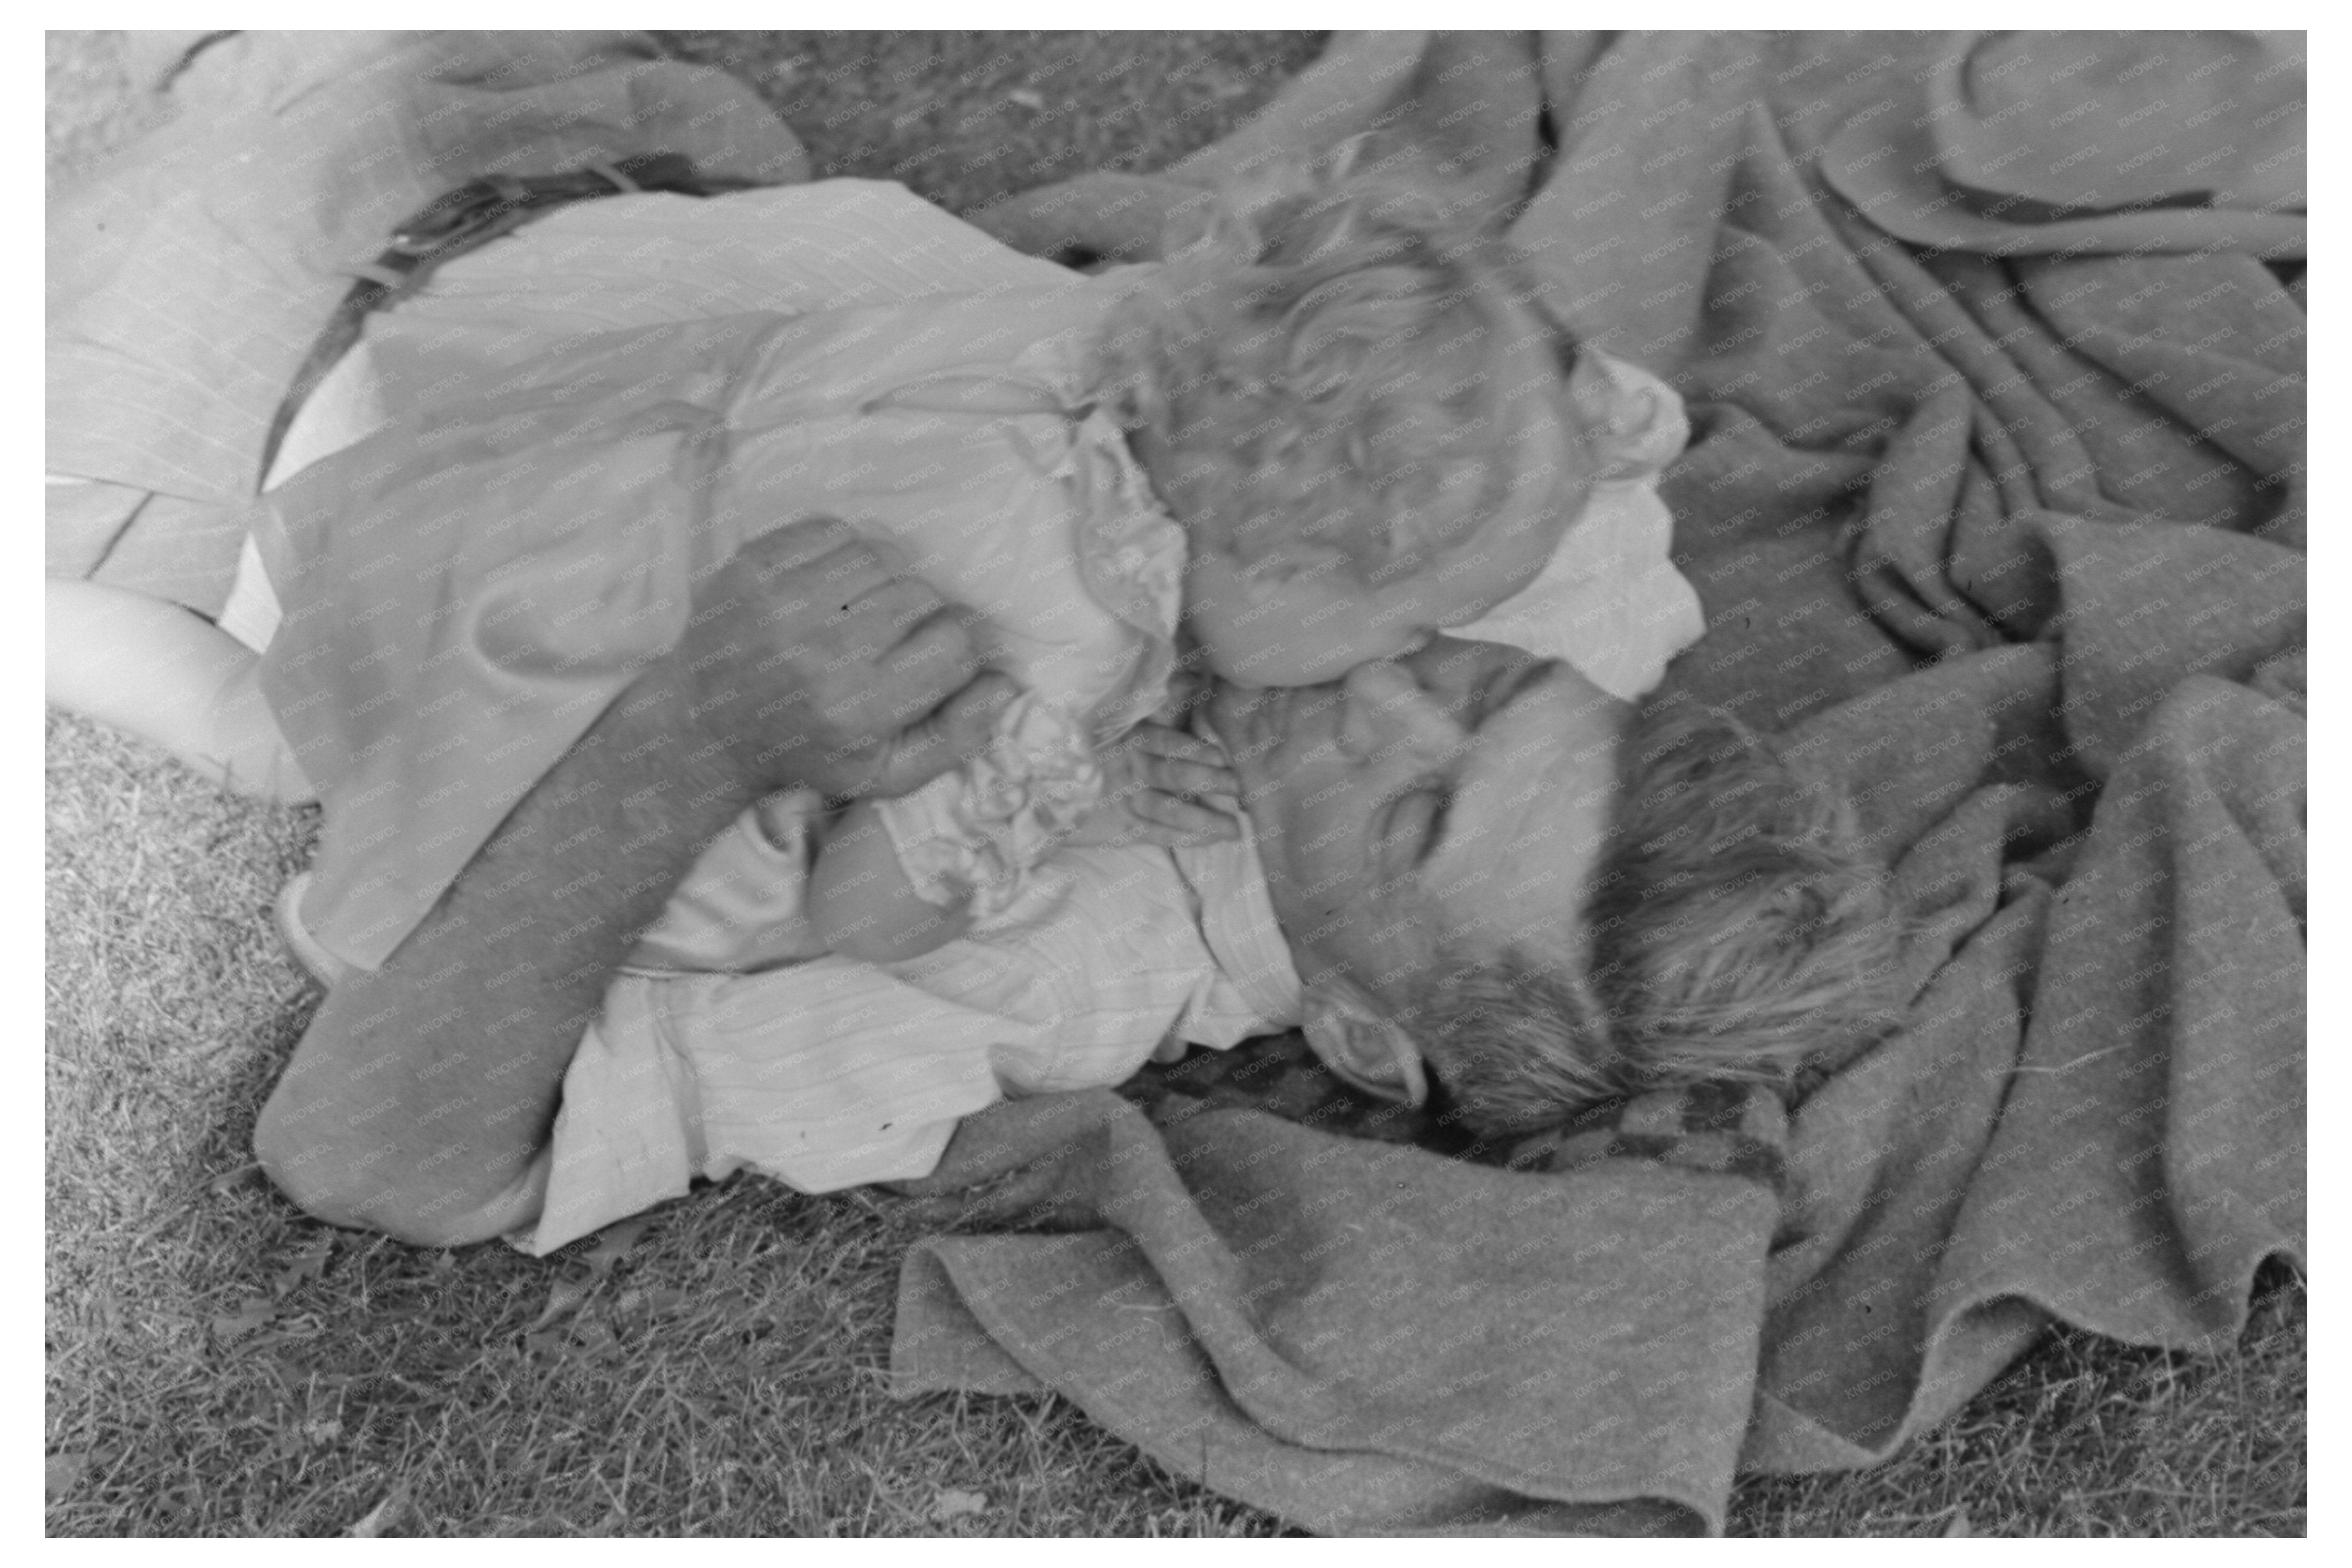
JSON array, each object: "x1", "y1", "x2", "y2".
[
  {"x1": 1730, "y1": 1264, "x2": 2306, "y2": 1537},
  {"x1": 46, "y1": 30, "x2": 2305, "y2": 1537},
  {"x1": 44, "y1": 713, "x2": 1292, "y2": 1537},
  {"x1": 646, "y1": 31, "x2": 1327, "y2": 215}
]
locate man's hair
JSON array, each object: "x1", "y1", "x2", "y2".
[
  {"x1": 1097, "y1": 142, "x2": 1561, "y2": 587},
  {"x1": 1402, "y1": 705, "x2": 1908, "y2": 1134}
]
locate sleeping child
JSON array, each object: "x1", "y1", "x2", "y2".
[{"x1": 50, "y1": 154, "x2": 1902, "y2": 1244}]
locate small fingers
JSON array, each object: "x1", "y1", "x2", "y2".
[
  {"x1": 1129, "y1": 788, "x2": 1241, "y2": 843},
  {"x1": 1124, "y1": 722, "x2": 1228, "y2": 765},
  {"x1": 1122, "y1": 728, "x2": 1235, "y2": 796},
  {"x1": 1137, "y1": 753, "x2": 1236, "y2": 802}
]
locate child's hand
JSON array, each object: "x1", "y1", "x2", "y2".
[{"x1": 1065, "y1": 723, "x2": 1241, "y2": 849}]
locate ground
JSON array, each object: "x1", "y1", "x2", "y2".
[{"x1": 44, "y1": 30, "x2": 2305, "y2": 1537}]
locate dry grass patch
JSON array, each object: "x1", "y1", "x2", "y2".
[{"x1": 650, "y1": 31, "x2": 1327, "y2": 215}]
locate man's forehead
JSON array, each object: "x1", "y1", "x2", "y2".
[
  {"x1": 1470, "y1": 661, "x2": 1610, "y2": 760},
  {"x1": 1426, "y1": 667, "x2": 1614, "y2": 914},
  {"x1": 1429, "y1": 770, "x2": 1562, "y2": 889},
  {"x1": 1424, "y1": 810, "x2": 1588, "y2": 960}
]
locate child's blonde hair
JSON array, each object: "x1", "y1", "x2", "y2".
[{"x1": 1099, "y1": 143, "x2": 1564, "y2": 590}]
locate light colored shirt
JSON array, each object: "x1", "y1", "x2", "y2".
[
  {"x1": 526, "y1": 793, "x2": 1303, "y2": 1253},
  {"x1": 253, "y1": 211, "x2": 1188, "y2": 973}
]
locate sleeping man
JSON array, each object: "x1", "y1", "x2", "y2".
[
  {"x1": 253, "y1": 515, "x2": 1567, "y2": 1246},
  {"x1": 213, "y1": 164, "x2": 1905, "y2": 1248},
  {"x1": 251, "y1": 496, "x2": 1899, "y2": 1249}
]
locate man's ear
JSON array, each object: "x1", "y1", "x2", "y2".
[{"x1": 1301, "y1": 987, "x2": 1431, "y2": 1107}]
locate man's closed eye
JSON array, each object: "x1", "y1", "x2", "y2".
[
  {"x1": 1381, "y1": 782, "x2": 1452, "y2": 865},
  {"x1": 1471, "y1": 662, "x2": 1544, "y2": 726}
]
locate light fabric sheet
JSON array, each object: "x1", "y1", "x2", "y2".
[{"x1": 528, "y1": 794, "x2": 1304, "y2": 1251}]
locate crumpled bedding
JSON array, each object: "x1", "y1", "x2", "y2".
[{"x1": 882, "y1": 31, "x2": 2305, "y2": 1535}]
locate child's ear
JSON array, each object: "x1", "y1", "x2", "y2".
[{"x1": 1301, "y1": 987, "x2": 1431, "y2": 1107}]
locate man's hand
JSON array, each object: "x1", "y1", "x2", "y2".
[
  {"x1": 677, "y1": 517, "x2": 1017, "y2": 802},
  {"x1": 254, "y1": 515, "x2": 1017, "y2": 1247}
]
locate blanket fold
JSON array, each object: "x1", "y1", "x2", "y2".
[
  {"x1": 46, "y1": 30, "x2": 806, "y2": 611},
  {"x1": 886, "y1": 30, "x2": 2305, "y2": 1532},
  {"x1": 892, "y1": 1083, "x2": 1773, "y2": 1535}
]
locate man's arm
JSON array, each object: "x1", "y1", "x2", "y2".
[{"x1": 254, "y1": 520, "x2": 1013, "y2": 1246}]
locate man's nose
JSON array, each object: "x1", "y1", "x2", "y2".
[{"x1": 1337, "y1": 661, "x2": 1464, "y2": 761}]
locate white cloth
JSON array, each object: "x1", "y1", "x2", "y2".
[
  {"x1": 526, "y1": 793, "x2": 1303, "y2": 1253},
  {"x1": 876, "y1": 688, "x2": 1105, "y2": 918},
  {"x1": 234, "y1": 339, "x2": 1704, "y2": 699},
  {"x1": 236, "y1": 181, "x2": 1703, "y2": 715},
  {"x1": 1448, "y1": 354, "x2": 1706, "y2": 700}
]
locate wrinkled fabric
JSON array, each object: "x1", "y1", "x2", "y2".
[
  {"x1": 45, "y1": 30, "x2": 805, "y2": 611},
  {"x1": 529, "y1": 796, "x2": 1304, "y2": 1255},
  {"x1": 876, "y1": 690, "x2": 1106, "y2": 918},
  {"x1": 884, "y1": 31, "x2": 2304, "y2": 1534},
  {"x1": 258, "y1": 269, "x2": 1185, "y2": 972},
  {"x1": 1818, "y1": 32, "x2": 2305, "y2": 261}
]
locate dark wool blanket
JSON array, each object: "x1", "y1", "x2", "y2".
[{"x1": 884, "y1": 32, "x2": 2306, "y2": 1534}]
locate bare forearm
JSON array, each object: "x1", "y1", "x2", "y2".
[
  {"x1": 261, "y1": 660, "x2": 767, "y2": 1240},
  {"x1": 256, "y1": 515, "x2": 1016, "y2": 1245},
  {"x1": 400, "y1": 663, "x2": 764, "y2": 1066}
]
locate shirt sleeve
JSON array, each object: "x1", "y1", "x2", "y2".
[
  {"x1": 257, "y1": 315, "x2": 778, "y2": 973},
  {"x1": 526, "y1": 981, "x2": 708, "y2": 1256},
  {"x1": 365, "y1": 181, "x2": 1068, "y2": 416},
  {"x1": 622, "y1": 789, "x2": 830, "y2": 975},
  {"x1": 528, "y1": 843, "x2": 1239, "y2": 1245}
]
